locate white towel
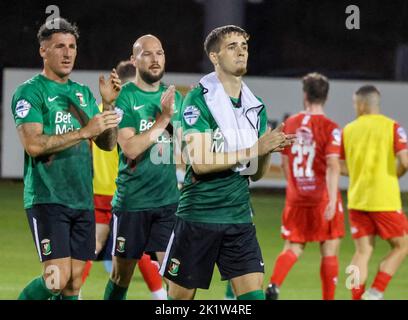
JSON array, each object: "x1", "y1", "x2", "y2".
[{"x1": 199, "y1": 72, "x2": 264, "y2": 172}]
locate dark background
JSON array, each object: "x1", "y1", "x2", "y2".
[{"x1": 2, "y1": 0, "x2": 408, "y2": 80}]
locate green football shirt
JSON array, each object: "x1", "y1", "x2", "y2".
[
  {"x1": 177, "y1": 85, "x2": 268, "y2": 224},
  {"x1": 11, "y1": 74, "x2": 100, "y2": 210},
  {"x1": 112, "y1": 82, "x2": 183, "y2": 211}
]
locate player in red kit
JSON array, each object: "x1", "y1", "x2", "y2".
[{"x1": 265, "y1": 73, "x2": 345, "y2": 300}]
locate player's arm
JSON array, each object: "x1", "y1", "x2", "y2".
[
  {"x1": 186, "y1": 126, "x2": 293, "y2": 175},
  {"x1": 339, "y1": 130, "x2": 348, "y2": 176},
  {"x1": 118, "y1": 86, "x2": 175, "y2": 160},
  {"x1": 93, "y1": 69, "x2": 121, "y2": 151},
  {"x1": 396, "y1": 150, "x2": 408, "y2": 177},
  {"x1": 186, "y1": 132, "x2": 253, "y2": 175},
  {"x1": 340, "y1": 160, "x2": 348, "y2": 176},
  {"x1": 250, "y1": 124, "x2": 295, "y2": 181},
  {"x1": 17, "y1": 113, "x2": 117, "y2": 157},
  {"x1": 281, "y1": 155, "x2": 290, "y2": 180},
  {"x1": 249, "y1": 153, "x2": 272, "y2": 182},
  {"x1": 393, "y1": 123, "x2": 408, "y2": 177},
  {"x1": 325, "y1": 155, "x2": 340, "y2": 221}
]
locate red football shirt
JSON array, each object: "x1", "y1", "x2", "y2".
[{"x1": 282, "y1": 112, "x2": 341, "y2": 206}]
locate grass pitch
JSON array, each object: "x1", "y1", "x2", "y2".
[{"x1": 0, "y1": 180, "x2": 407, "y2": 300}]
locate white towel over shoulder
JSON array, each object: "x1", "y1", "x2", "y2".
[{"x1": 199, "y1": 72, "x2": 265, "y2": 172}]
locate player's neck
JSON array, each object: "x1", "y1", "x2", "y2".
[
  {"x1": 216, "y1": 70, "x2": 242, "y2": 99},
  {"x1": 134, "y1": 75, "x2": 160, "y2": 92},
  {"x1": 305, "y1": 103, "x2": 325, "y2": 115},
  {"x1": 41, "y1": 68, "x2": 69, "y2": 84},
  {"x1": 362, "y1": 107, "x2": 380, "y2": 115}
]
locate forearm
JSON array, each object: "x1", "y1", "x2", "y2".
[
  {"x1": 250, "y1": 154, "x2": 271, "y2": 182},
  {"x1": 326, "y1": 164, "x2": 340, "y2": 204},
  {"x1": 397, "y1": 161, "x2": 407, "y2": 178},
  {"x1": 94, "y1": 127, "x2": 118, "y2": 151},
  {"x1": 23, "y1": 129, "x2": 85, "y2": 157},
  {"x1": 191, "y1": 147, "x2": 253, "y2": 175},
  {"x1": 121, "y1": 116, "x2": 171, "y2": 160},
  {"x1": 340, "y1": 160, "x2": 348, "y2": 176},
  {"x1": 102, "y1": 100, "x2": 115, "y2": 111}
]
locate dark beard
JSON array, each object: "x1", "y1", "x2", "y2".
[
  {"x1": 139, "y1": 68, "x2": 164, "y2": 84},
  {"x1": 233, "y1": 67, "x2": 247, "y2": 77}
]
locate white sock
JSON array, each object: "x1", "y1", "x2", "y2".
[{"x1": 151, "y1": 288, "x2": 167, "y2": 300}]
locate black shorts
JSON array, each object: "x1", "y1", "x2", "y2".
[
  {"x1": 160, "y1": 217, "x2": 264, "y2": 289},
  {"x1": 111, "y1": 203, "x2": 177, "y2": 259},
  {"x1": 26, "y1": 204, "x2": 96, "y2": 262}
]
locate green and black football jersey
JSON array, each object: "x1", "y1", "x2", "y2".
[
  {"x1": 112, "y1": 82, "x2": 183, "y2": 211},
  {"x1": 177, "y1": 85, "x2": 268, "y2": 224},
  {"x1": 11, "y1": 74, "x2": 100, "y2": 210}
]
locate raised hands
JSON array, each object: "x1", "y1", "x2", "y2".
[
  {"x1": 254, "y1": 123, "x2": 297, "y2": 156},
  {"x1": 80, "y1": 111, "x2": 120, "y2": 140},
  {"x1": 160, "y1": 85, "x2": 176, "y2": 119},
  {"x1": 99, "y1": 68, "x2": 121, "y2": 105}
]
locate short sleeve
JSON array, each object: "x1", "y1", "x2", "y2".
[
  {"x1": 181, "y1": 89, "x2": 211, "y2": 134},
  {"x1": 325, "y1": 126, "x2": 341, "y2": 157},
  {"x1": 173, "y1": 91, "x2": 184, "y2": 124},
  {"x1": 86, "y1": 87, "x2": 100, "y2": 117},
  {"x1": 115, "y1": 89, "x2": 138, "y2": 130},
  {"x1": 258, "y1": 103, "x2": 268, "y2": 137},
  {"x1": 394, "y1": 122, "x2": 408, "y2": 154},
  {"x1": 11, "y1": 86, "x2": 43, "y2": 126}
]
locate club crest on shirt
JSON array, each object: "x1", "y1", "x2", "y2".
[
  {"x1": 15, "y1": 99, "x2": 31, "y2": 118},
  {"x1": 76, "y1": 92, "x2": 87, "y2": 107},
  {"x1": 183, "y1": 105, "x2": 200, "y2": 126}
]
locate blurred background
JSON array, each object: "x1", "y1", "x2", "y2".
[{"x1": 3, "y1": 0, "x2": 408, "y2": 79}]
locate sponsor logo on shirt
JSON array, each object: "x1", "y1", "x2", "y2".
[
  {"x1": 183, "y1": 105, "x2": 200, "y2": 126},
  {"x1": 47, "y1": 96, "x2": 58, "y2": 102},
  {"x1": 15, "y1": 99, "x2": 31, "y2": 118},
  {"x1": 211, "y1": 128, "x2": 225, "y2": 153},
  {"x1": 133, "y1": 105, "x2": 145, "y2": 111},
  {"x1": 55, "y1": 111, "x2": 74, "y2": 134},
  {"x1": 140, "y1": 119, "x2": 155, "y2": 132}
]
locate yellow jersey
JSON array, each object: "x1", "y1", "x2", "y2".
[
  {"x1": 341, "y1": 114, "x2": 407, "y2": 211},
  {"x1": 92, "y1": 104, "x2": 119, "y2": 196}
]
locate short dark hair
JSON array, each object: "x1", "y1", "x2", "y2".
[
  {"x1": 302, "y1": 72, "x2": 329, "y2": 104},
  {"x1": 37, "y1": 17, "x2": 79, "y2": 44},
  {"x1": 355, "y1": 85, "x2": 380, "y2": 97},
  {"x1": 204, "y1": 25, "x2": 249, "y2": 56},
  {"x1": 115, "y1": 60, "x2": 136, "y2": 82}
]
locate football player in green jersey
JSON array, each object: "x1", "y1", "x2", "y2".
[
  {"x1": 160, "y1": 25, "x2": 295, "y2": 300},
  {"x1": 103, "y1": 35, "x2": 183, "y2": 300},
  {"x1": 12, "y1": 18, "x2": 121, "y2": 300}
]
